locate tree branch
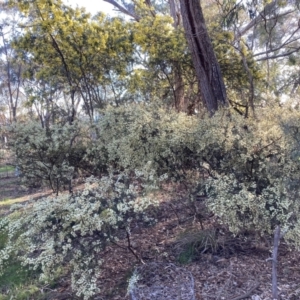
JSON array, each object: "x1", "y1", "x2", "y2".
[
  {"x1": 103, "y1": 0, "x2": 140, "y2": 21},
  {"x1": 234, "y1": 0, "x2": 294, "y2": 40},
  {"x1": 256, "y1": 47, "x2": 300, "y2": 61}
]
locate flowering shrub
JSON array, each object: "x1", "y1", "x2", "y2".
[
  {"x1": 85, "y1": 104, "x2": 201, "y2": 180},
  {"x1": 11, "y1": 121, "x2": 87, "y2": 193},
  {"x1": 84, "y1": 104, "x2": 300, "y2": 247},
  {"x1": 0, "y1": 173, "x2": 158, "y2": 299},
  {"x1": 4, "y1": 103, "x2": 300, "y2": 300},
  {"x1": 205, "y1": 108, "x2": 300, "y2": 247},
  {"x1": 93, "y1": 104, "x2": 300, "y2": 247}
]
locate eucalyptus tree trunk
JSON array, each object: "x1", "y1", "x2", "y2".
[{"x1": 179, "y1": 0, "x2": 228, "y2": 114}]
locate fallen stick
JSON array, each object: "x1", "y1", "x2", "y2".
[{"x1": 231, "y1": 282, "x2": 260, "y2": 300}]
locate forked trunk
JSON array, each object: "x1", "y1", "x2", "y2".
[{"x1": 180, "y1": 0, "x2": 228, "y2": 114}]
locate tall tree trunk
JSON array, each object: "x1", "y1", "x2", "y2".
[
  {"x1": 180, "y1": 0, "x2": 228, "y2": 114},
  {"x1": 173, "y1": 63, "x2": 186, "y2": 112}
]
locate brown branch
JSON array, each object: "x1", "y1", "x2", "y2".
[
  {"x1": 253, "y1": 18, "x2": 300, "y2": 58},
  {"x1": 253, "y1": 37, "x2": 300, "y2": 57},
  {"x1": 111, "y1": 228, "x2": 145, "y2": 264},
  {"x1": 236, "y1": 40, "x2": 255, "y2": 117},
  {"x1": 126, "y1": 228, "x2": 145, "y2": 264},
  {"x1": 256, "y1": 47, "x2": 300, "y2": 61},
  {"x1": 272, "y1": 225, "x2": 281, "y2": 299}
]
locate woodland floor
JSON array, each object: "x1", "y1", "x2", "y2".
[{"x1": 0, "y1": 176, "x2": 300, "y2": 300}]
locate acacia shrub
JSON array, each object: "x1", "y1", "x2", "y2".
[
  {"x1": 85, "y1": 105, "x2": 300, "y2": 249},
  {"x1": 92, "y1": 104, "x2": 300, "y2": 247},
  {"x1": 205, "y1": 108, "x2": 300, "y2": 247},
  {"x1": 86, "y1": 105, "x2": 201, "y2": 181},
  {"x1": 3, "y1": 104, "x2": 300, "y2": 299},
  {"x1": 0, "y1": 174, "x2": 158, "y2": 299}
]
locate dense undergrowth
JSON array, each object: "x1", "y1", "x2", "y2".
[{"x1": 1, "y1": 103, "x2": 300, "y2": 298}]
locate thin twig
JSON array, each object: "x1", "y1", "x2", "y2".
[
  {"x1": 109, "y1": 232, "x2": 144, "y2": 265},
  {"x1": 126, "y1": 228, "x2": 145, "y2": 265},
  {"x1": 231, "y1": 282, "x2": 260, "y2": 300}
]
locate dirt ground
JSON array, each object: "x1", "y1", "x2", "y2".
[
  {"x1": 1, "y1": 179, "x2": 300, "y2": 300},
  {"x1": 92, "y1": 190, "x2": 300, "y2": 300}
]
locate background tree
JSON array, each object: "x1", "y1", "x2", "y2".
[
  {"x1": 213, "y1": 0, "x2": 300, "y2": 110},
  {"x1": 12, "y1": 0, "x2": 135, "y2": 123},
  {"x1": 104, "y1": 0, "x2": 193, "y2": 112},
  {"x1": 0, "y1": 3, "x2": 24, "y2": 123}
]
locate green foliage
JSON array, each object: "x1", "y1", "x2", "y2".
[
  {"x1": 130, "y1": 14, "x2": 191, "y2": 104},
  {"x1": 0, "y1": 165, "x2": 14, "y2": 174},
  {"x1": 210, "y1": 28, "x2": 264, "y2": 110},
  {"x1": 0, "y1": 174, "x2": 158, "y2": 299},
  {"x1": 11, "y1": 0, "x2": 135, "y2": 120}
]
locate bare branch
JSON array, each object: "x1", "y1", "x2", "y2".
[
  {"x1": 256, "y1": 47, "x2": 300, "y2": 61},
  {"x1": 253, "y1": 37, "x2": 300, "y2": 57},
  {"x1": 234, "y1": 0, "x2": 294, "y2": 41},
  {"x1": 103, "y1": 0, "x2": 140, "y2": 21}
]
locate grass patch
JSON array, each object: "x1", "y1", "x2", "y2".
[
  {"x1": 175, "y1": 229, "x2": 219, "y2": 264},
  {"x1": 0, "y1": 178, "x2": 28, "y2": 203},
  {"x1": 0, "y1": 217, "x2": 66, "y2": 300},
  {"x1": 0, "y1": 165, "x2": 14, "y2": 174},
  {"x1": 0, "y1": 198, "x2": 28, "y2": 206},
  {"x1": 177, "y1": 244, "x2": 196, "y2": 264},
  {"x1": 0, "y1": 285, "x2": 40, "y2": 300},
  {"x1": 0, "y1": 261, "x2": 38, "y2": 291},
  {"x1": 0, "y1": 223, "x2": 41, "y2": 300}
]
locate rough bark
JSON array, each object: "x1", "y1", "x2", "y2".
[
  {"x1": 180, "y1": 0, "x2": 228, "y2": 114},
  {"x1": 173, "y1": 63, "x2": 186, "y2": 112}
]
